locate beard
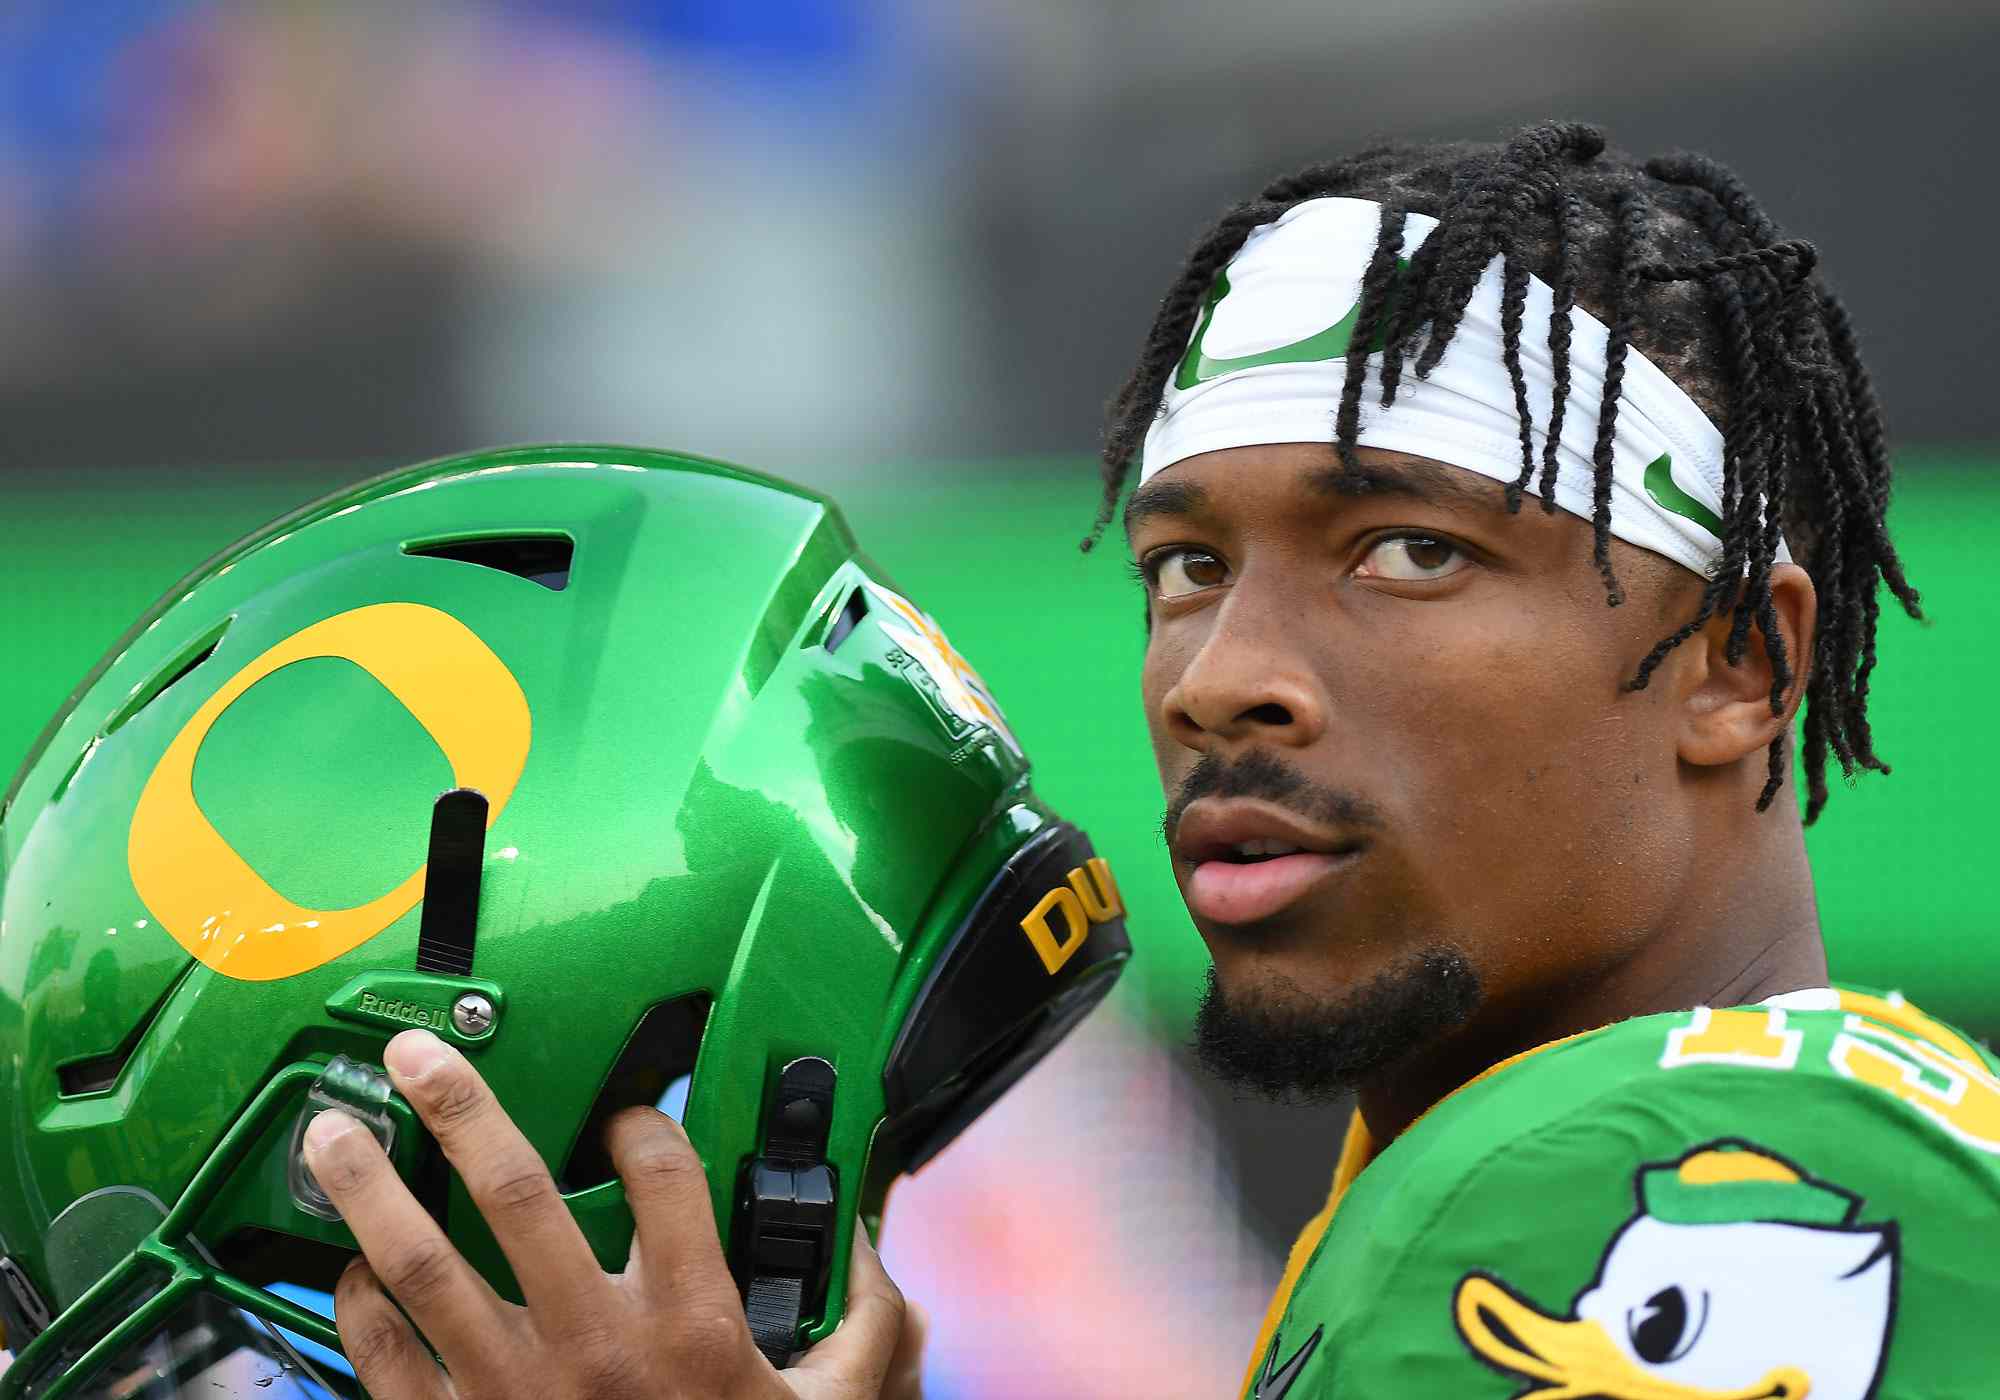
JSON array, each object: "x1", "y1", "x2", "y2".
[{"x1": 1192, "y1": 946, "x2": 1481, "y2": 1103}]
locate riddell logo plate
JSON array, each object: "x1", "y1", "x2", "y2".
[
  {"x1": 326, "y1": 971, "x2": 504, "y2": 1047},
  {"x1": 357, "y1": 991, "x2": 451, "y2": 1031}
]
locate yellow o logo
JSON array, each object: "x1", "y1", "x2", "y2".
[{"x1": 128, "y1": 603, "x2": 531, "y2": 982}]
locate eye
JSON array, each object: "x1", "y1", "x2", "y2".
[
  {"x1": 1626, "y1": 1284, "x2": 1708, "y2": 1364},
  {"x1": 1143, "y1": 547, "x2": 1231, "y2": 599},
  {"x1": 1354, "y1": 534, "x2": 1469, "y2": 582}
]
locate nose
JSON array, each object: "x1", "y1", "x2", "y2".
[{"x1": 1160, "y1": 601, "x2": 1327, "y2": 753}]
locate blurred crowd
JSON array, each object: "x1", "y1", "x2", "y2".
[
  {"x1": 0, "y1": 0, "x2": 999, "y2": 469},
  {"x1": 3, "y1": 0, "x2": 1995, "y2": 482}
]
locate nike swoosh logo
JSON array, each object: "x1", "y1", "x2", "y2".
[
  {"x1": 1253, "y1": 1325, "x2": 1323, "y2": 1399},
  {"x1": 1176, "y1": 267, "x2": 1724, "y2": 548},
  {"x1": 1642, "y1": 452, "x2": 1723, "y2": 536},
  {"x1": 1175, "y1": 263, "x2": 1408, "y2": 391}
]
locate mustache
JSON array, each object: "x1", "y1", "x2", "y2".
[{"x1": 1162, "y1": 749, "x2": 1384, "y2": 847}]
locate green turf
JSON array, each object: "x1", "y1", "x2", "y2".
[{"x1": 4, "y1": 454, "x2": 1996, "y2": 1033}]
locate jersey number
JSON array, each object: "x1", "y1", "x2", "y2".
[{"x1": 1663, "y1": 1006, "x2": 2000, "y2": 1155}]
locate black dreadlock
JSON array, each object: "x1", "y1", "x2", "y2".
[{"x1": 1090, "y1": 120, "x2": 1921, "y2": 823}]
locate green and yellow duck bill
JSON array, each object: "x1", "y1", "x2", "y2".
[{"x1": 1454, "y1": 1274, "x2": 1810, "y2": 1400}]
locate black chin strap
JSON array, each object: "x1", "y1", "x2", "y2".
[{"x1": 745, "y1": 1275, "x2": 809, "y2": 1368}]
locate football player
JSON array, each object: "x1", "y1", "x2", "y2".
[
  {"x1": 1103, "y1": 120, "x2": 1985, "y2": 1398},
  {"x1": 16, "y1": 116, "x2": 1982, "y2": 1400},
  {"x1": 292, "y1": 121, "x2": 1982, "y2": 1398}
]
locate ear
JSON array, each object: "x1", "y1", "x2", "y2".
[{"x1": 1676, "y1": 563, "x2": 1818, "y2": 769}]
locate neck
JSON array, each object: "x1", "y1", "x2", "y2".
[{"x1": 1355, "y1": 813, "x2": 1827, "y2": 1144}]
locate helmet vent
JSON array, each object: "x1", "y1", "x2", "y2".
[
  {"x1": 56, "y1": 1051, "x2": 127, "y2": 1099},
  {"x1": 103, "y1": 623, "x2": 231, "y2": 737},
  {"x1": 55, "y1": 958, "x2": 195, "y2": 1097},
  {"x1": 823, "y1": 588, "x2": 869, "y2": 653},
  {"x1": 558, "y1": 993, "x2": 710, "y2": 1194},
  {"x1": 403, "y1": 533, "x2": 573, "y2": 591}
]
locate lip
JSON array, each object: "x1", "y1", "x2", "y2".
[
  {"x1": 1171, "y1": 798, "x2": 1361, "y2": 867},
  {"x1": 1171, "y1": 798, "x2": 1367, "y2": 927},
  {"x1": 1186, "y1": 851, "x2": 1358, "y2": 926}
]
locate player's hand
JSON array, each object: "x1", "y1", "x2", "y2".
[{"x1": 301, "y1": 1027, "x2": 921, "y2": 1400}]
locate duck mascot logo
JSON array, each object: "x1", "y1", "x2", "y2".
[{"x1": 1454, "y1": 1141, "x2": 1896, "y2": 1399}]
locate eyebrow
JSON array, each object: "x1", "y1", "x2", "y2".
[
  {"x1": 1301, "y1": 458, "x2": 1502, "y2": 511},
  {"x1": 1121, "y1": 454, "x2": 1502, "y2": 539},
  {"x1": 1122, "y1": 478, "x2": 1209, "y2": 535}
]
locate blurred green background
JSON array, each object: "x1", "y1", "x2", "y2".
[{"x1": 8, "y1": 451, "x2": 1996, "y2": 1034}]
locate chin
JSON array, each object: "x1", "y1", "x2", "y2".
[{"x1": 1192, "y1": 945, "x2": 1482, "y2": 1103}]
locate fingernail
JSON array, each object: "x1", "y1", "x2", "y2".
[
  {"x1": 305, "y1": 1109, "x2": 358, "y2": 1156},
  {"x1": 385, "y1": 1028, "x2": 451, "y2": 1082}
]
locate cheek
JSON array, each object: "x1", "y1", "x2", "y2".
[
  {"x1": 1371, "y1": 604, "x2": 1688, "y2": 945},
  {"x1": 1139, "y1": 628, "x2": 1193, "y2": 751},
  {"x1": 1372, "y1": 594, "x2": 1647, "y2": 778}
]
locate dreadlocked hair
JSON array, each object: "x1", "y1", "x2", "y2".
[{"x1": 1090, "y1": 120, "x2": 1921, "y2": 823}]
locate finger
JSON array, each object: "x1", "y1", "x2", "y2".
[
  {"x1": 788, "y1": 1228, "x2": 906, "y2": 1395},
  {"x1": 384, "y1": 1029, "x2": 611, "y2": 1328},
  {"x1": 605, "y1": 1107, "x2": 738, "y2": 1313},
  {"x1": 884, "y1": 1298, "x2": 928, "y2": 1400},
  {"x1": 303, "y1": 1110, "x2": 501, "y2": 1364},
  {"x1": 331, "y1": 1257, "x2": 456, "y2": 1400}
]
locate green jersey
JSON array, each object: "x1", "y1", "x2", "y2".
[{"x1": 1241, "y1": 988, "x2": 2000, "y2": 1399}]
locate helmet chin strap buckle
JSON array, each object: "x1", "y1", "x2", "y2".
[{"x1": 736, "y1": 1056, "x2": 837, "y2": 1368}]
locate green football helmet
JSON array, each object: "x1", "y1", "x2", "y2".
[{"x1": 0, "y1": 446, "x2": 1129, "y2": 1398}]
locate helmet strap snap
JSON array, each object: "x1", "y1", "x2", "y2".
[{"x1": 735, "y1": 1056, "x2": 838, "y2": 1367}]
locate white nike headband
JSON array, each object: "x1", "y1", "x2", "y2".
[{"x1": 1140, "y1": 197, "x2": 1787, "y2": 574}]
